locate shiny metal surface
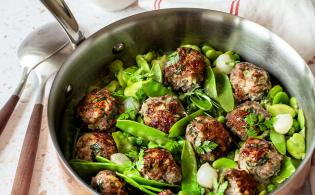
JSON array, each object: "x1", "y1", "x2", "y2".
[
  {"x1": 14, "y1": 22, "x2": 69, "y2": 96},
  {"x1": 40, "y1": 0, "x2": 85, "y2": 47},
  {"x1": 47, "y1": 9, "x2": 315, "y2": 194}
]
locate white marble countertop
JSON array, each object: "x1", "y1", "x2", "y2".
[
  {"x1": 0, "y1": 0, "x2": 313, "y2": 195},
  {"x1": 0, "y1": 0, "x2": 143, "y2": 194}
]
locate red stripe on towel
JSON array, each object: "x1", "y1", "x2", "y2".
[
  {"x1": 229, "y1": 0, "x2": 235, "y2": 14},
  {"x1": 235, "y1": 0, "x2": 240, "y2": 16},
  {"x1": 154, "y1": 0, "x2": 158, "y2": 10}
]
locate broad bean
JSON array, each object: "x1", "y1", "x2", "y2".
[
  {"x1": 272, "y1": 92, "x2": 289, "y2": 105},
  {"x1": 268, "y1": 85, "x2": 283, "y2": 99},
  {"x1": 267, "y1": 104, "x2": 296, "y2": 117},
  {"x1": 270, "y1": 129, "x2": 286, "y2": 155},
  {"x1": 286, "y1": 133, "x2": 305, "y2": 159},
  {"x1": 272, "y1": 157, "x2": 296, "y2": 184}
]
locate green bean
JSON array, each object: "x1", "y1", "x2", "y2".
[
  {"x1": 116, "y1": 119, "x2": 172, "y2": 145},
  {"x1": 215, "y1": 72, "x2": 235, "y2": 112},
  {"x1": 272, "y1": 157, "x2": 296, "y2": 184},
  {"x1": 289, "y1": 97, "x2": 298, "y2": 109},
  {"x1": 272, "y1": 92, "x2": 289, "y2": 105},
  {"x1": 169, "y1": 109, "x2": 204, "y2": 138},
  {"x1": 150, "y1": 61, "x2": 163, "y2": 83},
  {"x1": 181, "y1": 44, "x2": 201, "y2": 51},
  {"x1": 267, "y1": 104, "x2": 296, "y2": 117},
  {"x1": 181, "y1": 141, "x2": 201, "y2": 195},
  {"x1": 212, "y1": 157, "x2": 237, "y2": 169},
  {"x1": 268, "y1": 85, "x2": 283, "y2": 99},
  {"x1": 136, "y1": 55, "x2": 150, "y2": 73},
  {"x1": 109, "y1": 59, "x2": 124, "y2": 75},
  {"x1": 286, "y1": 133, "x2": 305, "y2": 159},
  {"x1": 112, "y1": 131, "x2": 138, "y2": 154},
  {"x1": 142, "y1": 79, "x2": 172, "y2": 97},
  {"x1": 116, "y1": 172, "x2": 157, "y2": 195},
  {"x1": 204, "y1": 65, "x2": 218, "y2": 99},
  {"x1": 270, "y1": 129, "x2": 286, "y2": 155},
  {"x1": 297, "y1": 109, "x2": 305, "y2": 129},
  {"x1": 105, "y1": 80, "x2": 119, "y2": 92}
]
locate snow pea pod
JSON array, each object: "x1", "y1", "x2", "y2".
[
  {"x1": 271, "y1": 157, "x2": 296, "y2": 184},
  {"x1": 212, "y1": 157, "x2": 237, "y2": 170},
  {"x1": 215, "y1": 72, "x2": 235, "y2": 112},
  {"x1": 286, "y1": 133, "x2": 305, "y2": 159},
  {"x1": 190, "y1": 93, "x2": 213, "y2": 111},
  {"x1": 112, "y1": 131, "x2": 138, "y2": 154},
  {"x1": 270, "y1": 129, "x2": 286, "y2": 155},
  {"x1": 116, "y1": 120, "x2": 172, "y2": 145},
  {"x1": 169, "y1": 109, "x2": 204, "y2": 138},
  {"x1": 204, "y1": 65, "x2": 217, "y2": 99},
  {"x1": 181, "y1": 141, "x2": 200, "y2": 195},
  {"x1": 142, "y1": 79, "x2": 172, "y2": 97},
  {"x1": 128, "y1": 175, "x2": 179, "y2": 188}
]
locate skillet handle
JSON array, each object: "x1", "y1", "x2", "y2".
[{"x1": 40, "y1": 0, "x2": 85, "y2": 47}]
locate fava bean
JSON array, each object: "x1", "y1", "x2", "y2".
[
  {"x1": 169, "y1": 109, "x2": 204, "y2": 138},
  {"x1": 212, "y1": 157, "x2": 237, "y2": 169},
  {"x1": 105, "y1": 80, "x2": 119, "y2": 92},
  {"x1": 272, "y1": 157, "x2": 296, "y2": 184},
  {"x1": 297, "y1": 109, "x2": 305, "y2": 129},
  {"x1": 217, "y1": 116, "x2": 225, "y2": 124},
  {"x1": 201, "y1": 45, "x2": 223, "y2": 61},
  {"x1": 258, "y1": 190, "x2": 267, "y2": 195},
  {"x1": 272, "y1": 92, "x2": 289, "y2": 105},
  {"x1": 109, "y1": 59, "x2": 124, "y2": 75},
  {"x1": 289, "y1": 97, "x2": 298, "y2": 109},
  {"x1": 286, "y1": 133, "x2": 305, "y2": 159},
  {"x1": 136, "y1": 55, "x2": 150, "y2": 73},
  {"x1": 267, "y1": 184, "x2": 277, "y2": 192},
  {"x1": 143, "y1": 51, "x2": 156, "y2": 62},
  {"x1": 270, "y1": 129, "x2": 286, "y2": 155},
  {"x1": 287, "y1": 119, "x2": 299, "y2": 136},
  {"x1": 267, "y1": 104, "x2": 296, "y2": 117},
  {"x1": 181, "y1": 44, "x2": 201, "y2": 51},
  {"x1": 268, "y1": 85, "x2": 283, "y2": 99}
]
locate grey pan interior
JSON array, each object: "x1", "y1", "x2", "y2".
[{"x1": 48, "y1": 9, "x2": 315, "y2": 194}]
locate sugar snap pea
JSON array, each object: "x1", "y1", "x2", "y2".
[
  {"x1": 116, "y1": 119, "x2": 172, "y2": 145},
  {"x1": 112, "y1": 131, "x2": 138, "y2": 154},
  {"x1": 212, "y1": 157, "x2": 237, "y2": 169},
  {"x1": 181, "y1": 141, "x2": 200, "y2": 195},
  {"x1": 169, "y1": 109, "x2": 204, "y2": 138},
  {"x1": 142, "y1": 79, "x2": 172, "y2": 97},
  {"x1": 204, "y1": 65, "x2": 218, "y2": 99},
  {"x1": 215, "y1": 72, "x2": 235, "y2": 112},
  {"x1": 270, "y1": 129, "x2": 286, "y2": 155},
  {"x1": 286, "y1": 133, "x2": 305, "y2": 159}
]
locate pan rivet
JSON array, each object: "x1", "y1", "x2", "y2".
[
  {"x1": 65, "y1": 85, "x2": 72, "y2": 97},
  {"x1": 112, "y1": 42, "x2": 125, "y2": 54}
]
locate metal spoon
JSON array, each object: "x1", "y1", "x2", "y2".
[{"x1": 0, "y1": 23, "x2": 69, "y2": 136}]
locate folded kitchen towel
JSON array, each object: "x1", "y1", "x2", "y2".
[{"x1": 138, "y1": 0, "x2": 315, "y2": 63}]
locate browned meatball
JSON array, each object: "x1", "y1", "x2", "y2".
[
  {"x1": 185, "y1": 116, "x2": 232, "y2": 162},
  {"x1": 226, "y1": 101, "x2": 269, "y2": 141},
  {"x1": 140, "y1": 148, "x2": 182, "y2": 184},
  {"x1": 139, "y1": 95, "x2": 186, "y2": 133},
  {"x1": 230, "y1": 62, "x2": 271, "y2": 101},
  {"x1": 158, "y1": 189, "x2": 175, "y2": 195},
  {"x1": 75, "y1": 132, "x2": 117, "y2": 161},
  {"x1": 91, "y1": 170, "x2": 129, "y2": 195},
  {"x1": 238, "y1": 138, "x2": 283, "y2": 182},
  {"x1": 77, "y1": 88, "x2": 119, "y2": 131},
  {"x1": 164, "y1": 47, "x2": 206, "y2": 92},
  {"x1": 224, "y1": 169, "x2": 257, "y2": 195}
]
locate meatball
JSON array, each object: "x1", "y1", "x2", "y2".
[
  {"x1": 140, "y1": 148, "x2": 182, "y2": 184},
  {"x1": 77, "y1": 87, "x2": 119, "y2": 131},
  {"x1": 238, "y1": 138, "x2": 283, "y2": 182},
  {"x1": 158, "y1": 190, "x2": 175, "y2": 195},
  {"x1": 75, "y1": 132, "x2": 117, "y2": 161},
  {"x1": 230, "y1": 62, "x2": 271, "y2": 101},
  {"x1": 91, "y1": 170, "x2": 129, "y2": 195},
  {"x1": 226, "y1": 101, "x2": 269, "y2": 141},
  {"x1": 224, "y1": 169, "x2": 257, "y2": 195},
  {"x1": 164, "y1": 47, "x2": 206, "y2": 92},
  {"x1": 139, "y1": 95, "x2": 186, "y2": 133},
  {"x1": 185, "y1": 116, "x2": 232, "y2": 162}
]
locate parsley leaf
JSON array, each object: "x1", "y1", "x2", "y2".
[
  {"x1": 244, "y1": 111, "x2": 272, "y2": 137},
  {"x1": 195, "y1": 139, "x2": 218, "y2": 155}
]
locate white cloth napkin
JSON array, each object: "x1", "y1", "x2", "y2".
[{"x1": 138, "y1": 0, "x2": 315, "y2": 194}]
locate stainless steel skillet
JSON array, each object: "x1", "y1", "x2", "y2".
[{"x1": 41, "y1": 0, "x2": 315, "y2": 194}]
